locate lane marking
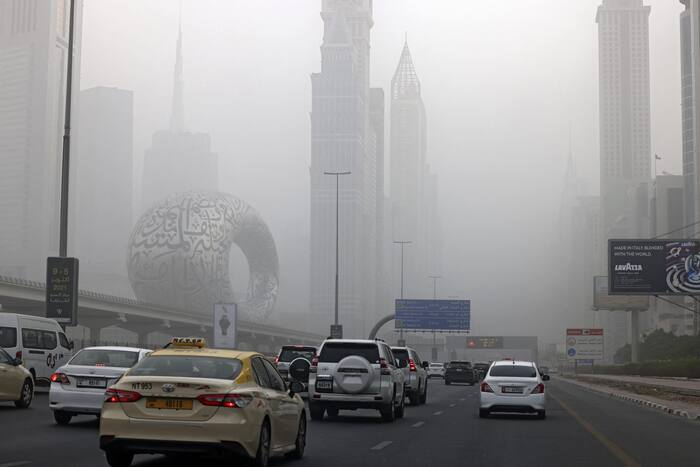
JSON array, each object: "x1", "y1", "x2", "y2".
[
  {"x1": 449, "y1": 403, "x2": 457, "y2": 407},
  {"x1": 370, "y1": 441, "x2": 392, "y2": 451},
  {"x1": 551, "y1": 394, "x2": 642, "y2": 467},
  {"x1": 459, "y1": 398, "x2": 466, "y2": 401},
  {"x1": 412, "y1": 421, "x2": 425, "y2": 427},
  {"x1": 433, "y1": 410, "x2": 443, "y2": 415},
  {"x1": 0, "y1": 462, "x2": 32, "y2": 467}
]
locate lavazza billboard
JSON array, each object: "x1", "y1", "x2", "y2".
[{"x1": 608, "y1": 239, "x2": 700, "y2": 295}]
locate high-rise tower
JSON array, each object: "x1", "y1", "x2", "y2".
[
  {"x1": 141, "y1": 17, "x2": 218, "y2": 212},
  {"x1": 0, "y1": 0, "x2": 83, "y2": 280},
  {"x1": 310, "y1": 0, "x2": 383, "y2": 338}
]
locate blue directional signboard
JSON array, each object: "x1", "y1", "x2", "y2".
[{"x1": 395, "y1": 299, "x2": 470, "y2": 331}]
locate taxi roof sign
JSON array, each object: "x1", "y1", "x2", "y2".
[{"x1": 170, "y1": 337, "x2": 206, "y2": 348}]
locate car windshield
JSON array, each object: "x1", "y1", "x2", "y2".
[
  {"x1": 489, "y1": 365, "x2": 537, "y2": 378},
  {"x1": 129, "y1": 355, "x2": 243, "y2": 380},
  {"x1": 69, "y1": 349, "x2": 139, "y2": 368},
  {"x1": 319, "y1": 343, "x2": 380, "y2": 364},
  {"x1": 279, "y1": 347, "x2": 315, "y2": 362},
  {"x1": 0, "y1": 327, "x2": 17, "y2": 348}
]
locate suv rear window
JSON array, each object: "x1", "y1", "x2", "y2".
[
  {"x1": 391, "y1": 348, "x2": 409, "y2": 365},
  {"x1": 129, "y1": 355, "x2": 243, "y2": 380},
  {"x1": 278, "y1": 347, "x2": 315, "y2": 362},
  {"x1": 0, "y1": 327, "x2": 17, "y2": 348},
  {"x1": 489, "y1": 365, "x2": 537, "y2": 378},
  {"x1": 319, "y1": 343, "x2": 380, "y2": 364}
]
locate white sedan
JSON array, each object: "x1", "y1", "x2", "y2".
[
  {"x1": 427, "y1": 362, "x2": 445, "y2": 378},
  {"x1": 479, "y1": 360, "x2": 549, "y2": 419},
  {"x1": 49, "y1": 346, "x2": 151, "y2": 425}
]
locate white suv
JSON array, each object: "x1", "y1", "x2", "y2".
[
  {"x1": 391, "y1": 346, "x2": 428, "y2": 405},
  {"x1": 308, "y1": 339, "x2": 406, "y2": 422}
]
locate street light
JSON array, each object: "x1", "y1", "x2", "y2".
[
  {"x1": 324, "y1": 171, "x2": 351, "y2": 338},
  {"x1": 393, "y1": 240, "x2": 412, "y2": 344}
]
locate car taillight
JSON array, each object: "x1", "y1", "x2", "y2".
[
  {"x1": 531, "y1": 383, "x2": 545, "y2": 394},
  {"x1": 480, "y1": 382, "x2": 493, "y2": 393},
  {"x1": 275, "y1": 356, "x2": 280, "y2": 364},
  {"x1": 197, "y1": 393, "x2": 252, "y2": 408},
  {"x1": 104, "y1": 388, "x2": 142, "y2": 403},
  {"x1": 310, "y1": 355, "x2": 319, "y2": 373},
  {"x1": 15, "y1": 351, "x2": 22, "y2": 360},
  {"x1": 409, "y1": 359, "x2": 417, "y2": 372},
  {"x1": 380, "y1": 358, "x2": 391, "y2": 375},
  {"x1": 50, "y1": 372, "x2": 70, "y2": 385}
]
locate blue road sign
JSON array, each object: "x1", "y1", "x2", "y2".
[{"x1": 395, "y1": 299, "x2": 470, "y2": 331}]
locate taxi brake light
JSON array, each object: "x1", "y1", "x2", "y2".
[
  {"x1": 105, "y1": 388, "x2": 142, "y2": 403},
  {"x1": 480, "y1": 382, "x2": 494, "y2": 393},
  {"x1": 50, "y1": 372, "x2": 70, "y2": 385},
  {"x1": 197, "y1": 393, "x2": 252, "y2": 408}
]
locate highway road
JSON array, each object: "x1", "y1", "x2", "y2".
[{"x1": 0, "y1": 379, "x2": 698, "y2": 467}]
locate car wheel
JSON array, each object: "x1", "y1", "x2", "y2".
[
  {"x1": 395, "y1": 388, "x2": 405, "y2": 419},
  {"x1": 419, "y1": 380, "x2": 428, "y2": 405},
  {"x1": 479, "y1": 408, "x2": 489, "y2": 419},
  {"x1": 253, "y1": 421, "x2": 271, "y2": 467},
  {"x1": 470, "y1": 381, "x2": 475, "y2": 386},
  {"x1": 105, "y1": 450, "x2": 133, "y2": 467},
  {"x1": 380, "y1": 390, "x2": 396, "y2": 422},
  {"x1": 408, "y1": 387, "x2": 420, "y2": 406},
  {"x1": 53, "y1": 410, "x2": 72, "y2": 425},
  {"x1": 326, "y1": 407, "x2": 339, "y2": 418},
  {"x1": 309, "y1": 402, "x2": 325, "y2": 421},
  {"x1": 14, "y1": 378, "x2": 33, "y2": 408},
  {"x1": 287, "y1": 415, "x2": 306, "y2": 460},
  {"x1": 445, "y1": 379, "x2": 451, "y2": 385},
  {"x1": 537, "y1": 410, "x2": 546, "y2": 420}
]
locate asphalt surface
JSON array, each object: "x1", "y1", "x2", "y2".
[{"x1": 1, "y1": 378, "x2": 699, "y2": 467}]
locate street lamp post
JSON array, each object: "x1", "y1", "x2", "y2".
[
  {"x1": 394, "y1": 240, "x2": 412, "y2": 344},
  {"x1": 428, "y1": 275, "x2": 441, "y2": 360},
  {"x1": 324, "y1": 171, "x2": 351, "y2": 337}
]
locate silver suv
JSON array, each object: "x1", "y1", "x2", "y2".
[
  {"x1": 308, "y1": 339, "x2": 406, "y2": 422},
  {"x1": 391, "y1": 346, "x2": 428, "y2": 405}
]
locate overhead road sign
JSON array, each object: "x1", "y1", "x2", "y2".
[
  {"x1": 566, "y1": 328, "x2": 603, "y2": 361},
  {"x1": 593, "y1": 275, "x2": 649, "y2": 311},
  {"x1": 609, "y1": 239, "x2": 700, "y2": 295},
  {"x1": 46, "y1": 257, "x2": 79, "y2": 326},
  {"x1": 395, "y1": 299, "x2": 470, "y2": 331},
  {"x1": 467, "y1": 336, "x2": 503, "y2": 349}
]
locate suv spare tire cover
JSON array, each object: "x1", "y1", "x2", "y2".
[
  {"x1": 288, "y1": 357, "x2": 311, "y2": 383},
  {"x1": 334, "y1": 355, "x2": 374, "y2": 394}
]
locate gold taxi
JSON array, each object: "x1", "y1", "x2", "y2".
[
  {"x1": 0, "y1": 348, "x2": 33, "y2": 408},
  {"x1": 99, "y1": 338, "x2": 307, "y2": 467}
]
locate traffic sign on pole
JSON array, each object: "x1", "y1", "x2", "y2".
[{"x1": 46, "y1": 257, "x2": 79, "y2": 326}]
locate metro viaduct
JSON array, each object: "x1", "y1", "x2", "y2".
[{"x1": 0, "y1": 275, "x2": 323, "y2": 354}]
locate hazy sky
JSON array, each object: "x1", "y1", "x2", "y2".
[{"x1": 79, "y1": 0, "x2": 684, "y2": 342}]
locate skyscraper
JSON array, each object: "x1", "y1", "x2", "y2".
[
  {"x1": 680, "y1": 1, "x2": 695, "y2": 235},
  {"x1": 0, "y1": 0, "x2": 83, "y2": 280},
  {"x1": 75, "y1": 87, "x2": 133, "y2": 293},
  {"x1": 390, "y1": 41, "x2": 441, "y2": 297},
  {"x1": 141, "y1": 19, "x2": 217, "y2": 212},
  {"x1": 310, "y1": 0, "x2": 383, "y2": 338}
]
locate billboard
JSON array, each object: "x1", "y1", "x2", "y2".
[
  {"x1": 593, "y1": 275, "x2": 649, "y2": 311},
  {"x1": 395, "y1": 299, "x2": 470, "y2": 331},
  {"x1": 213, "y1": 304, "x2": 237, "y2": 349},
  {"x1": 46, "y1": 257, "x2": 79, "y2": 326},
  {"x1": 566, "y1": 328, "x2": 603, "y2": 360},
  {"x1": 609, "y1": 239, "x2": 700, "y2": 295},
  {"x1": 467, "y1": 336, "x2": 503, "y2": 349}
]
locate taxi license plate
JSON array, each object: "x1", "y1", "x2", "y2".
[
  {"x1": 502, "y1": 386, "x2": 523, "y2": 394},
  {"x1": 316, "y1": 380, "x2": 333, "y2": 392},
  {"x1": 146, "y1": 398, "x2": 193, "y2": 410},
  {"x1": 77, "y1": 378, "x2": 107, "y2": 388}
]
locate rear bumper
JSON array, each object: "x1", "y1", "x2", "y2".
[
  {"x1": 309, "y1": 391, "x2": 393, "y2": 409},
  {"x1": 49, "y1": 383, "x2": 105, "y2": 414},
  {"x1": 445, "y1": 374, "x2": 476, "y2": 383},
  {"x1": 479, "y1": 393, "x2": 545, "y2": 412},
  {"x1": 99, "y1": 436, "x2": 248, "y2": 457}
]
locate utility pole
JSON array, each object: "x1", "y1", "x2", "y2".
[
  {"x1": 324, "y1": 171, "x2": 351, "y2": 338},
  {"x1": 394, "y1": 240, "x2": 412, "y2": 344},
  {"x1": 59, "y1": 0, "x2": 77, "y2": 257},
  {"x1": 429, "y1": 275, "x2": 441, "y2": 361}
]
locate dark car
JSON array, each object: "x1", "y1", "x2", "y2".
[
  {"x1": 473, "y1": 362, "x2": 490, "y2": 380},
  {"x1": 445, "y1": 361, "x2": 477, "y2": 385}
]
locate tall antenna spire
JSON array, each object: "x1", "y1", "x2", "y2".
[{"x1": 169, "y1": 1, "x2": 185, "y2": 133}]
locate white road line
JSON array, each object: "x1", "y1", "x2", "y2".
[
  {"x1": 433, "y1": 410, "x2": 444, "y2": 415},
  {"x1": 449, "y1": 403, "x2": 457, "y2": 407},
  {"x1": 459, "y1": 398, "x2": 466, "y2": 401},
  {"x1": 370, "y1": 441, "x2": 393, "y2": 451},
  {"x1": 412, "y1": 421, "x2": 425, "y2": 427},
  {"x1": 0, "y1": 462, "x2": 32, "y2": 467}
]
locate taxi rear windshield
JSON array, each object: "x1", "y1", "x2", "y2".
[
  {"x1": 319, "y1": 343, "x2": 380, "y2": 363},
  {"x1": 129, "y1": 355, "x2": 243, "y2": 380},
  {"x1": 489, "y1": 365, "x2": 537, "y2": 378},
  {"x1": 70, "y1": 349, "x2": 138, "y2": 368},
  {"x1": 279, "y1": 347, "x2": 315, "y2": 362}
]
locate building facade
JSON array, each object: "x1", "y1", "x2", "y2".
[
  {"x1": 141, "y1": 22, "x2": 218, "y2": 213},
  {"x1": 680, "y1": 1, "x2": 696, "y2": 235},
  {"x1": 0, "y1": 0, "x2": 82, "y2": 280},
  {"x1": 310, "y1": 0, "x2": 383, "y2": 338}
]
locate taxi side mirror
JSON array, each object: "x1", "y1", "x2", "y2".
[
  {"x1": 421, "y1": 361, "x2": 429, "y2": 369},
  {"x1": 13, "y1": 358, "x2": 22, "y2": 366},
  {"x1": 288, "y1": 381, "x2": 304, "y2": 396},
  {"x1": 542, "y1": 374, "x2": 550, "y2": 381},
  {"x1": 68, "y1": 341, "x2": 74, "y2": 350}
]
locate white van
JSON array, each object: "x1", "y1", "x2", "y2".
[{"x1": 0, "y1": 313, "x2": 74, "y2": 386}]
